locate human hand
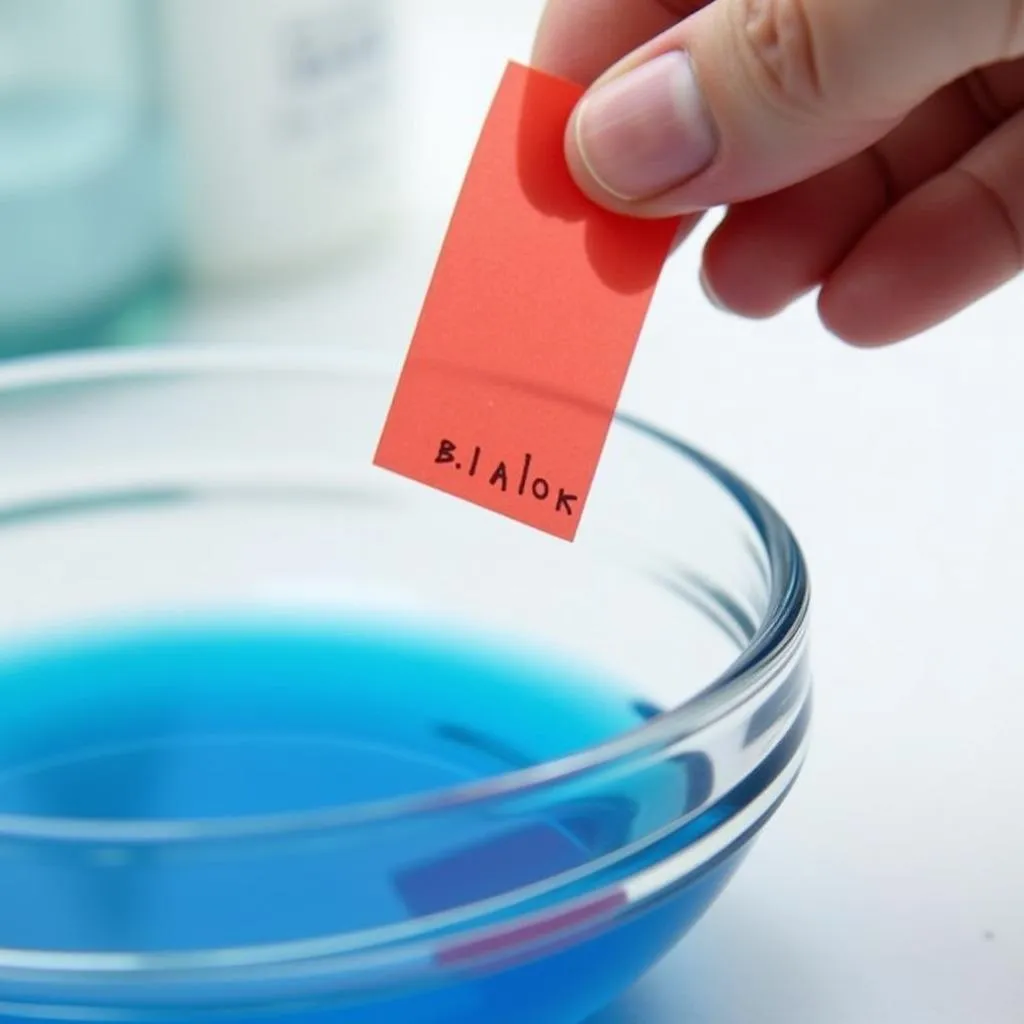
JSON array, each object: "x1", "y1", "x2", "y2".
[{"x1": 532, "y1": 0, "x2": 1024, "y2": 344}]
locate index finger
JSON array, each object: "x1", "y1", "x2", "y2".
[{"x1": 531, "y1": 0, "x2": 709, "y2": 85}]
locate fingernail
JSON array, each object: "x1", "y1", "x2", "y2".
[{"x1": 575, "y1": 50, "x2": 717, "y2": 202}]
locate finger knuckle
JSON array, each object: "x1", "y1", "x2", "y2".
[
  {"x1": 735, "y1": 0, "x2": 828, "y2": 115},
  {"x1": 954, "y1": 166, "x2": 1024, "y2": 267}
]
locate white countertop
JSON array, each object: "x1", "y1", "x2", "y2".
[{"x1": 168, "y1": 3, "x2": 1024, "y2": 1021}]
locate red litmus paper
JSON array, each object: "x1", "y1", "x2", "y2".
[{"x1": 374, "y1": 61, "x2": 681, "y2": 541}]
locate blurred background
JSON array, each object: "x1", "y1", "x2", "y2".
[
  {"x1": 0, "y1": 0, "x2": 550, "y2": 363},
  {"x1": 1, "y1": 1, "x2": 1022, "y2": 1021}
]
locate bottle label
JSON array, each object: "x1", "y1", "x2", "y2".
[
  {"x1": 161, "y1": 0, "x2": 395, "y2": 283},
  {"x1": 281, "y1": 0, "x2": 390, "y2": 152}
]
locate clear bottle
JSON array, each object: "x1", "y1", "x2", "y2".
[
  {"x1": 158, "y1": 0, "x2": 396, "y2": 289},
  {"x1": 0, "y1": 0, "x2": 176, "y2": 355}
]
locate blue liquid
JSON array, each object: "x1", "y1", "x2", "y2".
[{"x1": 0, "y1": 620, "x2": 754, "y2": 1024}]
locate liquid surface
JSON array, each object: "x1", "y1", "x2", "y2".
[
  {"x1": 0, "y1": 618, "x2": 646, "y2": 821},
  {"x1": 0, "y1": 618, "x2": 686, "y2": 951},
  {"x1": 0, "y1": 617, "x2": 749, "y2": 1024}
]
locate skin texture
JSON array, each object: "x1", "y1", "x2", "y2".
[{"x1": 531, "y1": 0, "x2": 1024, "y2": 345}]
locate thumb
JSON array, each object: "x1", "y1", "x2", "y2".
[{"x1": 566, "y1": 0, "x2": 1024, "y2": 214}]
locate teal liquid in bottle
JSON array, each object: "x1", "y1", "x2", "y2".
[{"x1": 0, "y1": 0, "x2": 176, "y2": 356}]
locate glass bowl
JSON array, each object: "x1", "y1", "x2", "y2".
[{"x1": 0, "y1": 349, "x2": 811, "y2": 1024}]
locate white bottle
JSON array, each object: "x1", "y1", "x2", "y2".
[{"x1": 158, "y1": 0, "x2": 395, "y2": 288}]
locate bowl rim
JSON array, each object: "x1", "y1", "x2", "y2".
[{"x1": 0, "y1": 345, "x2": 810, "y2": 848}]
